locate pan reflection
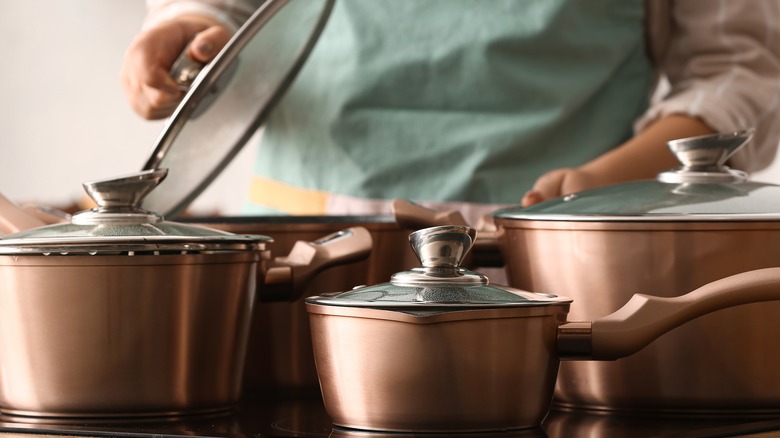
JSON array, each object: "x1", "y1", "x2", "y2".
[{"x1": 1, "y1": 396, "x2": 780, "y2": 437}]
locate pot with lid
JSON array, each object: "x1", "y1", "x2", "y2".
[
  {"x1": 489, "y1": 130, "x2": 780, "y2": 414},
  {"x1": 0, "y1": 169, "x2": 371, "y2": 417},
  {"x1": 305, "y1": 225, "x2": 780, "y2": 432}
]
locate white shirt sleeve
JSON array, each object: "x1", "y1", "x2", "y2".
[
  {"x1": 638, "y1": 0, "x2": 780, "y2": 173},
  {"x1": 143, "y1": 0, "x2": 262, "y2": 32}
]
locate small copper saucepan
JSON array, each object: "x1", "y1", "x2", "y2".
[
  {"x1": 0, "y1": 169, "x2": 372, "y2": 417},
  {"x1": 305, "y1": 225, "x2": 780, "y2": 432}
]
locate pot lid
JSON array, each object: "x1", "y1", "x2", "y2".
[
  {"x1": 0, "y1": 169, "x2": 269, "y2": 255},
  {"x1": 141, "y1": 0, "x2": 334, "y2": 217},
  {"x1": 306, "y1": 226, "x2": 571, "y2": 309},
  {"x1": 495, "y1": 131, "x2": 780, "y2": 222}
]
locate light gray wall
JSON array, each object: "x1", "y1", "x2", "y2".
[{"x1": 0, "y1": 0, "x2": 252, "y2": 215}]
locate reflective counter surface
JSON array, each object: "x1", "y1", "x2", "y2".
[{"x1": 1, "y1": 393, "x2": 780, "y2": 438}]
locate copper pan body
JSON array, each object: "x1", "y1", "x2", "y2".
[
  {"x1": 0, "y1": 251, "x2": 257, "y2": 417},
  {"x1": 307, "y1": 304, "x2": 567, "y2": 432},
  {"x1": 496, "y1": 218, "x2": 780, "y2": 415},
  {"x1": 192, "y1": 216, "x2": 421, "y2": 396}
]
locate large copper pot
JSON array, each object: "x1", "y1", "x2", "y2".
[
  {"x1": 491, "y1": 131, "x2": 780, "y2": 414},
  {"x1": 0, "y1": 170, "x2": 371, "y2": 417},
  {"x1": 305, "y1": 226, "x2": 780, "y2": 432}
]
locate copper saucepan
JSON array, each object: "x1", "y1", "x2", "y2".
[
  {"x1": 305, "y1": 226, "x2": 780, "y2": 432},
  {"x1": 0, "y1": 169, "x2": 372, "y2": 417}
]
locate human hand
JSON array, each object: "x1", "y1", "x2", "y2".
[
  {"x1": 120, "y1": 16, "x2": 232, "y2": 119},
  {"x1": 521, "y1": 167, "x2": 604, "y2": 207},
  {"x1": 520, "y1": 116, "x2": 716, "y2": 208}
]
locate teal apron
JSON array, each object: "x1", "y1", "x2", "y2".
[{"x1": 247, "y1": 0, "x2": 652, "y2": 214}]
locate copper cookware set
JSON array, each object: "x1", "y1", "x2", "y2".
[
  {"x1": 392, "y1": 131, "x2": 780, "y2": 419},
  {"x1": 3, "y1": 129, "x2": 780, "y2": 430},
  {"x1": 2, "y1": 0, "x2": 779, "y2": 428},
  {"x1": 305, "y1": 225, "x2": 780, "y2": 432}
]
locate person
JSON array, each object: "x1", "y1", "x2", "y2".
[{"x1": 121, "y1": 0, "x2": 780, "y2": 224}]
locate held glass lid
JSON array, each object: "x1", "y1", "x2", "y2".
[
  {"x1": 495, "y1": 130, "x2": 780, "y2": 221},
  {"x1": 307, "y1": 226, "x2": 571, "y2": 309},
  {"x1": 0, "y1": 170, "x2": 269, "y2": 255},
  {"x1": 141, "y1": 0, "x2": 335, "y2": 218}
]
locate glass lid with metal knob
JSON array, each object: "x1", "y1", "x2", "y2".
[
  {"x1": 494, "y1": 130, "x2": 780, "y2": 221},
  {"x1": 0, "y1": 169, "x2": 269, "y2": 255},
  {"x1": 306, "y1": 226, "x2": 571, "y2": 309},
  {"x1": 141, "y1": 0, "x2": 335, "y2": 218}
]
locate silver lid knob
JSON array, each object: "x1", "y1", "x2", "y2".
[
  {"x1": 658, "y1": 131, "x2": 752, "y2": 184},
  {"x1": 392, "y1": 226, "x2": 485, "y2": 285},
  {"x1": 83, "y1": 169, "x2": 168, "y2": 209},
  {"x1": 72, "y1": 169, "x2": 168, "y2": 225},
  {"x1": 409, "y1": 225, "x2": 476, "y2": 269}
]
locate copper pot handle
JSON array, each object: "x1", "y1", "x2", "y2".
[
  {"x1": 391, "y1": 198, "x2": 469, "y2": 229},
  {"x1": 558, "y1": 267, "x2": 780, "y2": 360},
  {"x1": 0, "y1": 193, "x2": 47, "y2": 235},
  {"x1": 391, "y1": 198, "x2": 504, "y2": 266},
  {"x1": 260, "y1": 226, "x2": 373, "y2": 301}
]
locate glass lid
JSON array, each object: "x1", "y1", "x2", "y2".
[
  {"x1": 495, "y1": 131, "x2": 780, "y2": 222},
  {"x1": 0, "y1": 170, "x2": 269, "y2": 255},
  {"x1": 307, "y1": 226, "x2": 571, "y2": 309},
  {"x1": 141, "y1": 0, "x2": 335, "y2": 217}
]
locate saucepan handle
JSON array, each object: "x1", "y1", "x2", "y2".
[
  {"x1": 391, "y1": 198, "x2": 504, "y2": 267},
  {"x1": 391, "y1": 198, "x2": 469, "y2": 229},
  {"x1": 0, "y1": 193, "x2": 47, "y2": 235},
  {"x1": 559, "y1": 267, "x2": 780, "y2": 360},
  {"x1": 260, "y1": 226, "x2": 373, "y2": 301}
]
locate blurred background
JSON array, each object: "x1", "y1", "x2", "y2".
[
  {"x1": 1, "y1": 1, "x2": 778, "y2": 217},
  {"x1": 0, "y1": 0, "x2": 255, "y2": 215}
]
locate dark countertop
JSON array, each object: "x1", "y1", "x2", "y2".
[{"x1": 2, "y1": 393, "x2": 780, "y2": 438}]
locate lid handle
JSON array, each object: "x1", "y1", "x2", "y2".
[
  {"x1": 169, "y1": 41, "x2": 205, "y2": 92},
  {"x1": 72, "y1": 169, "x2": 168, "y2": 225},
  {"x1": 83, "y1": 169, "x2": 168, "y2": 209},
  {"x1": 657, "y1": 130, "x2": 753, "y2": 183},
  {"x1": 668, "y1": 130, "x2": 752, "y2": 170},
  {"x1": 409, "y1": 226, "x2": 476, "y2": 269}
]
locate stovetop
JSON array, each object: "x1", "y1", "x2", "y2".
[{"x1": 1, "y1": 393, "x2": 780, "y2": 438}]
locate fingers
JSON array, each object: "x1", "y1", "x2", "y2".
[
  {"x1": 521, "y1": 167, "x2": 605, "y2": 207},
  {"x1": 524, "y1": 169, "x2": 568, "y2": 206},
  {"x1": 188, "y1": 25, "x2": 232, "y2": 63},
  {"x1": 121, "y1": 61, "x2": 182, "y2": 119},
  {"x1": 520, "y1": 190, "x2": 544, "y2": 207},
  {"x1": 120, "y1": 26, "x2": 186, "y2": 119},
  {"x1": 120, "y1": 18, "x2": 230, "y2": 120},
  {"x1": 125, "y1": 64, "x2": 183, "y2": 118}
]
